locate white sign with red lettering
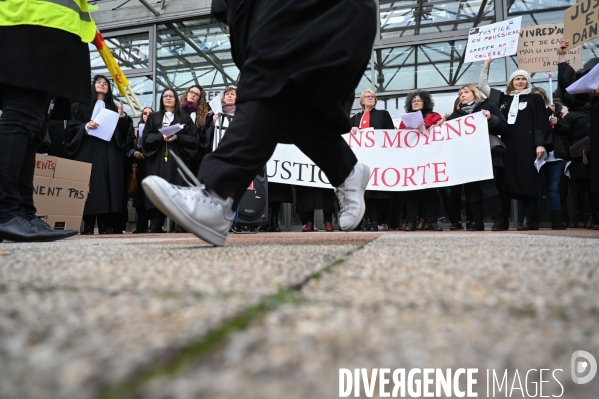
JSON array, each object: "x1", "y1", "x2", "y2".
[
  {"x1": 464, "y1": 17, "x2": 522, "y2": 63},
  {"x1": 266, "y1": 112, "x2": 493, "y2": 191}
]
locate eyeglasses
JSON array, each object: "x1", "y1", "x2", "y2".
[
  {"x1": 162, "y1": 94, "x2": 175, "y2": 98},
  {"x1": 364, "y1": 95, "x2": 376, "y2": 99},
  {"x1": 189, "y1": 90, "x2": 201, "y2": 97},
  {"x1": 95, "y1": 81, "x2": 109, "y2": 86},
  {"x1": 411, "y1": 99, "x2": 424, "y2": 103},
  {"x1": 143, "y1": 111, "x2": 151, "y2": 115}
]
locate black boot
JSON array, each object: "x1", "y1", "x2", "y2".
[
  {"x1": 550, "y1": 210, "x2": 567, "y2": 230},
  {"x1": 582, "y1": 192, "x2": 595, "y2": 229},
  {"x1": 487, "y1": 196, "x2": 505, "y2": 231},
  {"x1": 148, "y1": 210, "x2": 165, "y2": 233},
  {"x1": 467, "y1": 200, "x2": 484, "y2": 231},
  {"x1": 518, "y1": 217, "x2": 532, "y2": 231},
  {"x1": 528, "y1": 211, "x2": 540, "y2": 230}
]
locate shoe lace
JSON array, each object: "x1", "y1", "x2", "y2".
[{"x1": 170, "y1": 152, "x2": 220, "y2": 206}]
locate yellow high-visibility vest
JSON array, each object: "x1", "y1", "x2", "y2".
[{"x1": 0, "y1": 0, "x2": 97, "y2": 43}]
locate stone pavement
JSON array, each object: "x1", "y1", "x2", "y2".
[{"x1": 0, "y1": 229, "x2": 598, "y2": 399}]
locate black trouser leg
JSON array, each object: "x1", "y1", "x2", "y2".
[
  {"x1": 423, "y1": 188, "x2": 438, "y2": 222},
  {"x1": 198, "y1": 98, "x2": 356, "y2": 204},
  {"x1": 301, "y1": 211, "x2": 315, "y2": 224},
  {"x1": 406, "y1": 191, "x2": 419, "y2": 223},
  {"x1": 323, "y1": 212, "x2": 333, "y2": 223},
  {"x1": 559, "y1": 173, "x2": 570, "y2": 225},
  {"x1": 17, "y1": 142, "x2": 39, "y2": 218},
  {"x1": 0, "y1": 84, "x2": 51, "y2": 222}
]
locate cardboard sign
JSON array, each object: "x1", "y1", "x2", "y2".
[
  {"x1": 564, "y1": 0, "x2": 599, "y2": 48},
  {"x1": 33, "y1": 155, "x2": 92, "y2": 231},
  {"x1": 267, "y1": 113, "x2": 493, "y2": 191},
  {"x1": 517, "y1": 23, "x2": 583, "y2": 73},
  {"x1": 464, "y1": 17, "x2": 522, "y2": 63}
]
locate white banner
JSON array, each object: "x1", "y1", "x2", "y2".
[
  {"x1": 464, "y1": 17, "x2": 522, "y2": 63},
  {"x1": 266, "y1": 112, "x2": 494, "y2": 191}
]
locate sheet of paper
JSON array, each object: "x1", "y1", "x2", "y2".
[
  {"x1": 91, "y1": 100, "x2": 105, "y2": 121},
  {"x1": 159, "y1": 124, "x2": 184, "y2": 137},
  {"x1": 209, "y1": 94, "x2": 223, "y2": 115},
  {"x1": 137, "y1": 123, "x2": 145, "y2": 148},
  {"x1": 534, "y1": 152, "x2": 548, "y2": 172},
  {"x1": 566, "y1": 63, "x2": 599, "y2": 94},
  {"x1": 564, "y1": 160, "x2": 571, "y2": 178},
  {"x1": 400, "y1": 111, "x2": 424, "y2": 129},
  {"x1": 89, "y1": 108, "x2": 119, "y2": 142}
]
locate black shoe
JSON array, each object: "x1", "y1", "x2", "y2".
[
  {"x1": 368, "y1": 222, "x2": 379, "y2": 231},
  {"x1": 467, "y1": 220, "x2": 484, "y2": 231},
  {"x1": 404, "y1": 221, "x2": 417, "y2": 231},
  {"x1": 491, "y1": 219, "x2": 505, "y2": 231},
  {"x1": 132, "y1": 228, "x2": 147, "y2": 234},
  {"x1": 0, "y1": 216, "x2": 77, "y2": 242},
  {"x1": 502, "y1": 218, "x2": 510, "y2": 230},
  {"x1": 81, "y1": 224, "x2": 94, "y2": 235},
  {"x1": 427, "y1": 221, "x2": 443, "y2": 231},
  {"x1": 28, "y1": 216, "x2": 78, "y2": 238},
  {"x1": 449, "y1": 221, "x2": 463, "y2": 230},
  {"x1": 517, "y1": 217, "x2": 531, "y2": 231},
  {"x1": 550, "y1": 210, "x2": 566, "y2": 230}
]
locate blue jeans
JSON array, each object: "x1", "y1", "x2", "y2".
[{"x1": 538, "y1": 160, "x2": 564, "y2": 211}]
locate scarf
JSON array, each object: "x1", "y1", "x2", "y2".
[
  {"x1": 506, "y1": 87, "x2": 532, "y2": 124},
  {"x1": 181, "y1": 100, "x2": 197, "y2": 114},
  {"x1": 360, "y1": 109, "x2": 371, "y2": 128},
  {"x1": 222, "y1": 104, "x2": 236, "y2": 115},
  {"x1": 459, "y1": 100, "x2": 479, "y2": 115}
]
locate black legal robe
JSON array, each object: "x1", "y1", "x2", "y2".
[{"x1": 64, "y1": 102, "x2": 130, "y2": 215}]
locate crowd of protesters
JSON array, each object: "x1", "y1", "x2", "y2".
[{"x1": 36, "y1": 39, "x2": 599, "y2": 234}]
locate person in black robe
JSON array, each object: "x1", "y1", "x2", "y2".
[
  {"x1": 64, "y1": 75, "x2": 130, "y2": 234},
  {"x1": 143, "y1": 88, "x2": 198, "y2": 233},
  {"x1": 446, "y1": 84, "x2": 508, "y2": 231},
  {"x1": 127, "y1": 107, "x2": 153, "y2": 233},
  {"x1": 350, "y1": 89, "x2": 396, "y2": 231},
  {"x1": 179, "y1": 85, "x2": 210, "y2": 174},
  {"x1": 142, "y1": 0, "x2": 377, "y2": 246},
  {"x1": 479, "y1": 60, "x2": 553, "y2": 230},
  {"x1": 0, "y1": 23, "x2": 90, "y2": 242}
]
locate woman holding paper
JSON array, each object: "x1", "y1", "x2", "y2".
[
  {"x1": 398, "y1": 90, "x2": 444, "y2": 232},
  {"x1": 446, "y1": 84, "x2": 508, "y2": 231},
  {"x1": 479, "y1": 59, "x2": 553, "y2": 230},
  {"x1": 65, "y1": 75, "x2": 130, "y2": 235},
  {"x1": 143, "y1": 88, "x2": 198, "y2": 233},
  {"x1": 350, "y1": 89, "x2": 395, "y2": 231}
]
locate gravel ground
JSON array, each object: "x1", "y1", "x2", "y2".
[{"x1": 0, "y1": 232, "x2": 598, "y2": 399}]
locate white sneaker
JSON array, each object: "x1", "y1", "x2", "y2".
[
  {"x1": 142, "y1": 175, "x2": 234, "y2": 246},
  {"x1": 334, "y1": 163, "x2": 370, "y2": 231}
]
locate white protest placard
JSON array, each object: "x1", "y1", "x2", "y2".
[
  {"x1": 566, "y1": 62, "x2": 599, "y2": 94},
  {"x1": 91, "y1": 100, "x2": 105, "y2": 121},
  {"x1": 89, "y1": 109, "x2": 119, "y2": 142},
  {"x1": 137, "y1": 123, "x2": 145, "y2": 148},
  {"x1": 159, "y1": 124, "x2": 184, "y2": 137},
  {"x1": 517, "y1": 23, "x2": 583, "y2": 73},
  {"x1": 400, "y1": 111, "x2": 424, "y2": 129},
  {"x1": 464, "y1": 17, "x2": 522, "y2": 63},
  {"x1": 267, "y1": 113, "x2": 493, "y2": 191}
]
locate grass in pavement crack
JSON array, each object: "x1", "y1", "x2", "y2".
[{"x1": 98, "y1": 241, "x2": 371, "y2": 399}]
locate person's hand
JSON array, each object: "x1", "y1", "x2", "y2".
[
  {"x1": 417, "y1": 125, "x2": 426, "y2": 133},
  {"x1": 351, "y1": 126, "x2": 359, "y2": 133},
  {"x1": 134, "y1": 151, "x2": 143, "y2": 160},
  {"x1": 87, "y1": 121, "x2": 99, "y2": 130},
  {"x1": 549, "y1": 104, "x2": 556, "y2": 112},
  {"x1": 435, "y1": 118, "x2": 444, "y2": 126},
  {"x1": 482, "y1": 110, "x2": 491, "y2": 120},
  {"x1": 213, "y1": 113, "x2": 219, "y2": 122},
  {"x1": 484, "y1": 57, "x2": 494, "y2": 68},
  {"x1": 536, "y1": 145, "x2": 546, "y2": 159},
  {"x1": 549, "y1": 116, "x2": 558, "y2": 125},
  {"x1": 592, "y1": 85, "x2": 599, "y2": 96},
  {"x1": 117, "y1": 100, "x2": 125, "y2": 117},
  {"x1": 557, "y1": 40, "x2": 569, "y2": 55},
  {"x1": 163, "y1": 134, "x2": 178, "y2": 142}
]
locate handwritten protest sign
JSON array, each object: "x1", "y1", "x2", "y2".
[
  {"x1": 267, "y1": 113, "x2": 493, "y2": 191},
  {"x1": 564, "y1": 0, "x2": 599, "y2": 48},
  {"x1": 517, "y1": 23, "x2": 583, "y2": 73},
  {"x1": 464, "y1": 17, "x2": 522, "y2": 63}
]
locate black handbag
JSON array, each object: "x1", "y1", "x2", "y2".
[
  {"x1": 569, "y1": 136, "x2": 590, "y2": 165},
  {"x1": 489, "y1": 134, "x2": 506, "y2": 155}
]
